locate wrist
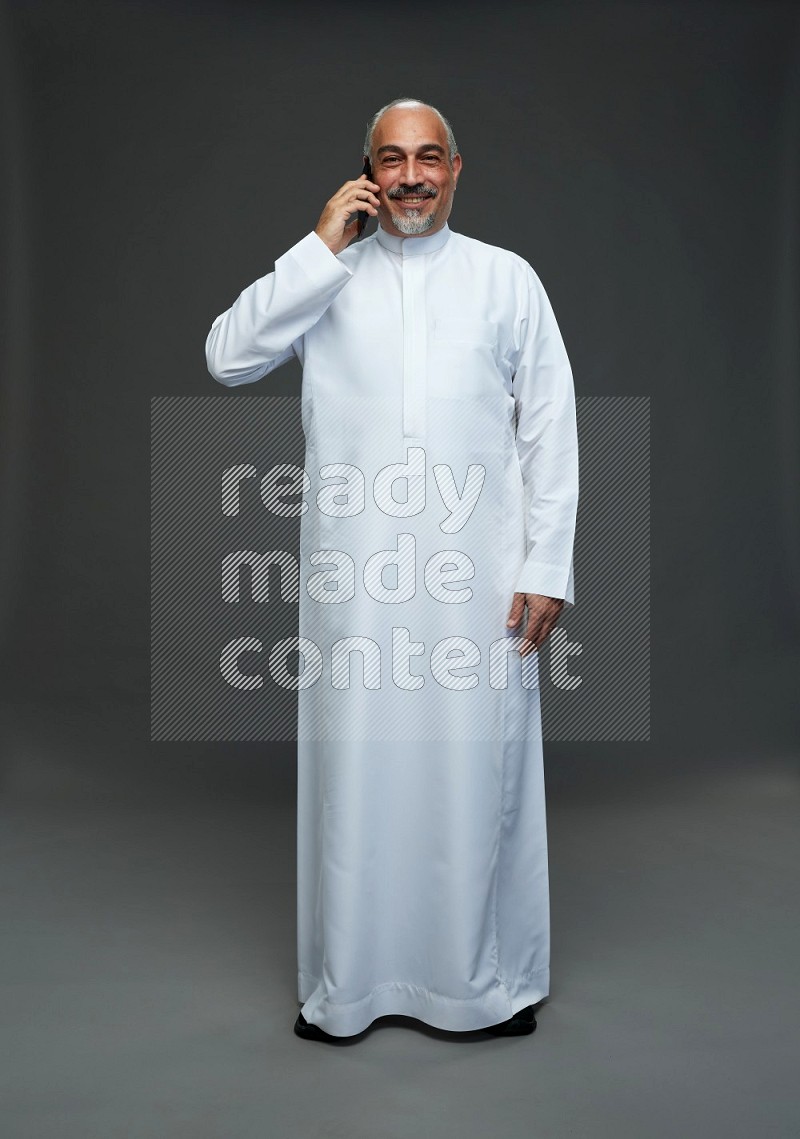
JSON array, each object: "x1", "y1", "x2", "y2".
[{"x1": 313, "y1": 228, "x2": 339, "y2": 255}]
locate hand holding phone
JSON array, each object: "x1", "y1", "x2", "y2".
[{"x1": 313, "y1": 164, "x2": 380, "y2": 255}]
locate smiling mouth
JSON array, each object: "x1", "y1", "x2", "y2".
[{"x1": 396, "y1": 195, "x2": 432, "y2": 206}]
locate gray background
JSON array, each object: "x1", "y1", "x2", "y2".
[{"x1": 1, "y1": 1, "x2": 798, "y2": 1136}]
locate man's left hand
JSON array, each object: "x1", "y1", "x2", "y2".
[{"x1": 506, "y1": 593, "x2": 564, "y2": 656}]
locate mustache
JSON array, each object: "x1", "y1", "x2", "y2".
[{"x1": 387, "y1": 185, "x2": 438, "y2": 200}]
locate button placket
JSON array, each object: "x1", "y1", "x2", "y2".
[{"x1": 401, "y1": 253, "x2": 427, "y2": 445}]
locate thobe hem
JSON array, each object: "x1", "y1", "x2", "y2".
[{"x1": 297, "y1": 966, "x2": 549, "y2": 1037}]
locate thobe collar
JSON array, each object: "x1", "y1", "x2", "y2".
[{"x1": 374, "y1": 222, "x2": 452, "y2": 257}]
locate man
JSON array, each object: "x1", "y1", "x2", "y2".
[{"x1": 205, "y1": 98, "x2": 579, "y2": 1042}]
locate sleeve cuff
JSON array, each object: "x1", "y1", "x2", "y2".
[
  {"x1": 281, "y1": 230, "x2": 354, "y2": 291},
  {"x1": 514, "y1": 557, "x2": 575, "y2": 606}
]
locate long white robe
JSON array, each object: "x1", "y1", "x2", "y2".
[{"x1": 206, "y1": 221, "x2": 579, "y2": 1035}]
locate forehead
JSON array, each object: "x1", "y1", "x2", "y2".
[{"x1": 372, "y1": 106, "x2": 447, "y2": 149}]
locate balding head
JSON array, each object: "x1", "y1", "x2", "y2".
[{"x1": 364, "y1": 98, "x2": 458, "y2": 167}]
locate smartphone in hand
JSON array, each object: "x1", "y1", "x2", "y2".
[{"x1": 357, "y1": 157, "x2": 373, "y2": 239}]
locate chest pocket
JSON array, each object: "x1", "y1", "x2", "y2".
[{"x1": 430, "y1": 317, "x2": 509, "y2": 398}]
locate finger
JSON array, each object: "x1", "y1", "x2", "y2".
[
  {"x1": 519, "y1": 612, "x2": 545, "y2": 656},
  {"x1": 342, "y1": 195, "x2": 379, "y2": 210},
  {"x1": 367, "y1": 190, "x2": 382, "y2": 205},
  {"x1": 537, "y1": 610, "x2": 562, "y2": 646},
  {"x1": 343, "y1": 200, "x2": 379, "y2": 218},
  {"x1": 339, "y1": 204, "x2": 376, "y2": 227},
  {"x1": 338, "y1": 177, "x2": 381, "y2": 196},
  {"x1": 349, "y1": 188, "x2": 381, "y2": 207},
  {"x1": 506, "y1": 592, "x2": 526, "y2": 628}
]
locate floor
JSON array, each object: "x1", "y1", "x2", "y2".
[{"x1": 1, "y1": 698, "x2": 797, "y2": 1139}]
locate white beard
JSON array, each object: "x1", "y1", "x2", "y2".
[{"x1": 388, "y1": 204, "x2": 438, "y2": 235}]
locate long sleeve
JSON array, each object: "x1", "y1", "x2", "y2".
[
  {"x1": 205, "y1": 230, "x2": 354, "y2": 386},
  {"x1": 511, "y1": 270, "x2": 579, "y2": 605}
]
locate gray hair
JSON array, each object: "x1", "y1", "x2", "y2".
[{"x1": 363, "y1": 98, "x2": 458, "y2": 166}]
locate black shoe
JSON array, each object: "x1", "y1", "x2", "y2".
[
  {"x1": 293, "y1": 1011, "x2": 357, "y2": 1043},
  {"x1": 483, "y1": 1005, "x2": 537, "y2": 1036}
]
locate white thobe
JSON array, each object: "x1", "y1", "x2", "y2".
[{"x1": 206, "y1": 221, "x2": 579, "y2": 1035}]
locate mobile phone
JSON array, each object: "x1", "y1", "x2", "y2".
[{"x1": 357, "y1": 157, "x2": 373, "y2": 239}]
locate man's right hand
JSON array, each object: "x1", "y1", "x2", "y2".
[{"x1": 314, "y1": 175, "x2": 381, "y2": 255}]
